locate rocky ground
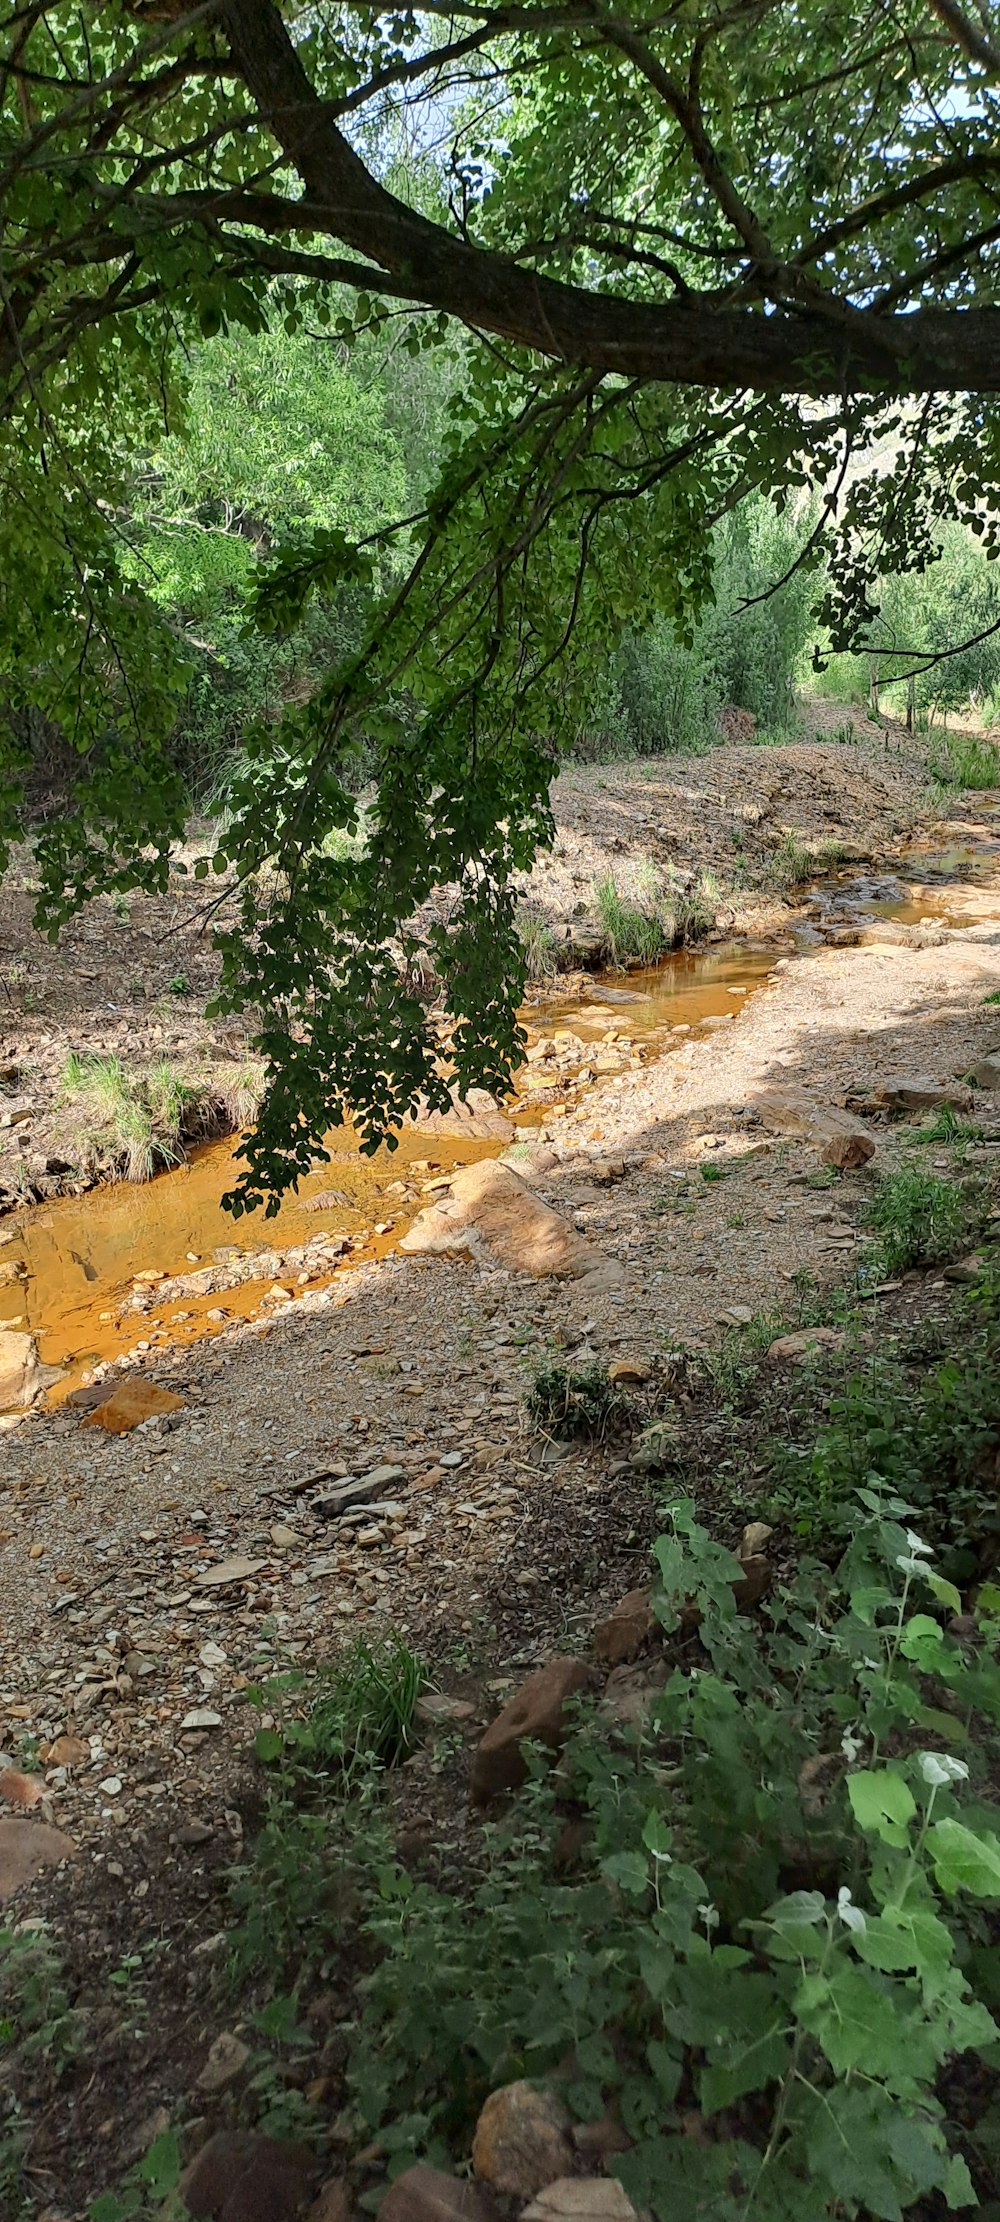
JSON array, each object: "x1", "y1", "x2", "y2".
[{"x1": 2, "y1": 713, "x2": 1000, "y2": 2217}]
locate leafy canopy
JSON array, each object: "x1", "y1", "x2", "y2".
[{"x1": 3, "y1": 0, "x2": 1000, "y2": 1204}]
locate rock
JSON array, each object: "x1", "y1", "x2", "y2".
[
  {"x1": 600, "y1": 1660, "x2": 667, "y2": 1734},
  {"x1": 471, "y1": 1659, "x2": 596, "y2": 1804},
  {"x1": 180, "y1": 2131, "x2": 318, "y2": 2222},
  {"x1": 400, "y1": 1161, "x2": 624, "y2": 1288},
  {"x1": 872, "y1": 1076, "x2": 972, "y2": 1114},
  {"x1": 415, "y1": 1692, "x2": 476, "y2": 1728},
  {"x1": 741, "y1": 1521, "x2": 774, "y2": 1556},
  {"x1": 379, "y1": 2166, "x2": 499, "y2": 2222},
  {"x1": 971, "y1": 1057, "x2": 1000, "y2": 1089},
  {"x1": 472, "y1": 2083, "x2": 574, "y2": 2198},
  {"x1": 767, "y1": 1327, "x2": 845, "y2": 1363},
  {"x1": 820, "y1": 1128, "x2": 876, "y2": 1172},
  {"x1": 607, "y1": 1357, "x2": 651, "y2": 1385},
  {"x1": 753, "y1": 1089, "x2": 876, "y2": 1170},
  {"x1": 182, "y1": 1708, "x2": 223, "y2": 1730},
  {"x1": 302, "y1": 1189, "x2": 354, "y2": 1212},
  {"x1": 570, "y1": 2116, "x2": 633, "y2": 2166},
  {"x1": 413, "y1": 1089, "x2": 515, "y2": 1142},
  {"x1": 0, "y1": 1768, "x2": 46, "y2": 1808},
  {"x1": 197, "y1": 2031, "x2": 251, "y2": 2092},
  {"x1": 0, "y1": 1817, "x2": 75, "y2": 1903},
  {"x1": 41, "y1": 1735, "x2": 89, "y2": 1768},
  {"x1": 944, "y1": 1253, "x2": 985, "y2": 1284},
  {"x1": 194, "y1": 1557, "x2": 267, "y2": 1588},
  {"x1": 0, "y1": 1327, "x2": 59, "y2": 1415},
  {"x1": 81, "y1": 1379, "x2": 185, "y2": 1433},
  {"x1": 499, "y1": 1143, "x2": 559, "y2": 1182},
  {"x1": 314, "y1": 1468, "x2": 405, "y2": 1518},
  {"x1": 593, "y1": 1587, "x2": 656, "y2": 1666},
  {"x1": 523, "y1": 2184, "x2": 640, "y2": 2222},
  {"x1": 308, "y1": 2181, "x2": 353, "y2": 2222}
]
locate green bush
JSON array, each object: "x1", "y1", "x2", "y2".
[
  {"x1": 864, "y1": 1167, "x2": 984, "y2": 1277},
  {"x1": 348, "y1": 1495, "x2": 1000, "y2": 2219}
]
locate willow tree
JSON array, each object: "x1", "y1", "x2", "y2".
[{"x1": 2, "y1": 0, "x2": 999, "y2": 1201}]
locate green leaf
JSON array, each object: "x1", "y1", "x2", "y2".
[
  {"x1": 926, "y1": 1571, "x2": 963, "y2": 1615},
  {"x1": 848, "y1": 1769, "x2": 917, "y2": 1846},
  {"x1": 601, "y1": 1851, "x2": 650, "y2": 1897},
  {"x1": 927, "y1": 1818, "x2": 1000, "y2": 1898},
  {"x1": 254, "y1": 1727, "x2": 285, "y2": 1763}
]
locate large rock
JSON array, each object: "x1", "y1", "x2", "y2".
[
  {"x1": 471, "y1": 1658, "x2": 596, "y2": 1804},
  {"x1": 593, "y1": 1587, "x2": 657, "y2": 1666},
  {"x1": 399, "y1": 1161, "x2": 623, "y2": 1287},
  {"x1": 753, "y1": 1090, "x2": 876, "y2": 1169},
  {"x1": 472, "y1": 2083, "x2": 574, "y2": 2198},
  {"x1": 971, "y1": 1057, "x2": 1000, "y2": 1090},
  {"x1": 413, "y1": 1089, "x2": 515, "y2": 1141},
  {"x1": 0, "y1": 1818, "x2": 76, "y2": 1903},
  {"x1": 180, "y1": 2131, "x2": 318, "y2": 2222},
  {"x1": 380, "y1": 2165, "x2": 499, "y2": 2222},
  {"x1": 871, "y1": 1076, "x2": 972, "y2": 1114},
  {"x1": 0, "y1": 1328, "x2": 59, "y2": 1415}
]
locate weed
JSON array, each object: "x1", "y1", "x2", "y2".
[
  {"x1": 0, "y1": 1925, "x2": 84, "y2": 2073},
  {"x1": 831, "y1": 719, "x2": 857, "y2": 744},
  {"x1": 760, "y1": 833, "x2": 815, "y2": 895},
  {"x1": 911, "y1": 1105, "x2": 986, "y2": 1148},
  {"x1": 983, "y1": 990, "x2": 1000, "y2": 1006},
  {"x1": 61, "y1": 1051, "x2": 266, "y2": 1178},
  {"x1": 247, "y1": 1636, "x2": 424, "y2": 1782},
  {"x1": 594, "y1": 875, "x2": 665, "y2": 966},
  {"x1": 930, "y1": 730, "x2": 1000, "y2": 789},
  {"x1": 518, "y1": 910, "x2": 558, "y2": 983},
  {"x1": 526, "y1": 1358, "x2": 632, "y2": 1440},
  {"x1": 164, "y1": 974, "x2": 189, "y2": 997},
  {"x1": 214, "y1": 1058, "x2": 266, "y2": 1129},
  {"x1": 699, "y1": 1161, "x2": 727, "y2": 1184},
  {"x1": 863, "y1": 1166, "x2": 984, "y2": 1276}
]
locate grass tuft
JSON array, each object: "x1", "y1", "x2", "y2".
[{"x1": 594, "y1": 875, "x2": 665, "y2": 966}]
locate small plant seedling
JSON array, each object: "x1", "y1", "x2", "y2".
[{"x1": 165, "y1": 974, "x2": 189, "y2": 997}]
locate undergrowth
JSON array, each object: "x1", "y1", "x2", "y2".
[
  {"x1": 930, "y1": 730, "x2": 1000, "y2": 790},
  {"x1": 526, "y1": 1358, "x2": 633, "y2": 1440},
  {"x1": 863, "y1": 1165, "x2": 986, "y2": 1278},
  {"x1": 61, "y1": 1052, "x2": 266, "y2": 1181},
  {"x1": 594, "y1": 875, "x2": 665, "y2": 966}
]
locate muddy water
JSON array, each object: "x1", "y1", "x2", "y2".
[{"x1": 5, "y1": 835, "x2": 1000, "y2": 1395}]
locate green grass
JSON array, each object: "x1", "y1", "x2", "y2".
[
  {"x1": 526, "y1": 1357, "x2": 633, "y2": 1440},
  {"x1": 930, "y1": 730, "x2": 1000, "y2": 790},
  {"x1": 62, "y1": 1051, "x2": 267, "y2": 1181},
  {"x1": 250, "y1": 1636, "x2": 425, "y2": 1782},
  {"x1": 594, "y1": 874, "x2": 666, "y2": 965},
  {"x1": 518, "y1": 909, "x2": 558, "y2": 983},
  {"x1": 760, "y1": 833, "x2": 815, "y2": 894},
  {"x1": 863, "y1": 1165, "x2": 984, "y2": 1276},
  {"x1": 911, "y1": 1105, "x2": 986, "y2": 1148}
]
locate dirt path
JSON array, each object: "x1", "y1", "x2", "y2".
[{"x1": 3, "y1": 719, "x2": 1000, "y2": 2213}]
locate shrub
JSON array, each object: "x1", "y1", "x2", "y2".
[
  {"x1": 930, "y1": 730, "x2": 1000, "y2": 790},
  {"x1": 348, "y1": 1494, "x2": 1000, "y2": 2219},
  {"x1": 525, "y1": 1358, "x2": 632, "y2": 1440}
]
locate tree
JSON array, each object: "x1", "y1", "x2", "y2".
[{"x1": 2, "y1": 0, "x2": 1000, "y2": 1204}]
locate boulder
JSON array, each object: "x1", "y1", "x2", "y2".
[
  {"x1": 81, "y1": 1378, "x2": 185, "y2": 1434},
  {"x1": 593, "y1": 1587, "x2": 657, "y2": 1666},
  {"x1": 399, "y1": 1162, "x2": 624, "y2": 1288},
  {"x1": 472, "y1": 2083, "x2": 574, "y2": 2198},
  {"x1": 0, "y1": 1817, "x2": 76, "y2": 1903},
  {"x1": 753, "y1": 1090, "x2": 876, "y2": 1170},
  {"x1": 0, "y1": 1328, "x2": 59, "y2": 1415},
  {"x1": 871, "y1": 1075, "x2": 972, "y2": 1114},
  {"x1": 380, "y1": 2166, "x2": 499, "y2": 2222},
  {"x1": 607, "y1": 1357, "x2": 652, "y2": 1385},
  {"x1": 180, "y1": 2131, "x2": 318, "y2": 2222},
  {"x1": 943, "y1": 1253, "x2": 986, "y2": 1284},
  {"x1": 523, "y1": 2185, "x2": 640, "y2": 2222},
  {"x1": 308, "y1": 2183, "x2": 353, "y2": 2222},
  {"x1": 600, "y1": 1660, "x2": 668, "y2": 1735},
  {"x1": 413, "y1": 1089, "x2": 515, "y2": 1141},
  {"x1": 767, "y1": 1327, "x2": 845, "y2": 1363},
  {"x1": 971, "y1": 1057, "x2": 1000, "y2": 1090},
  {"x1": 471, "y1": 1658, "x2": 596, "y2": 1804}
]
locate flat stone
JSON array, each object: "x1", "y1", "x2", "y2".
[
  {"x1": 872, "y1": 1076, "x2": 973, "y2": 1114},
  {"x1": 0, "y1": 1817, "x2": 76, "y2": 1903},
  {"x1": 379, "y1": 2165, "x2": 499, "y2": 2222},
  {"x1": 193, "y1": 1556, "x2": 266, "y2": 1588},
  {"x1": 197, "y1": 2031, "x2": 251, "y2": 2092},
  {"x1": 471, "y1": 1658, "x2": 596, "y2": 1804},
  {"x1": 472, "y1": 2083, "x2": 574, "y2": 2198},
  {"x1": 767, "y1": 1327, "x2": 845, "y2": 1363},
  {"x1": 81, "y1": 1379, "x2": 185, "y2": 1433},
  {"x1": 400, "y1": 1161, "x2": 623, "y2": 1288},
  {"x1": 523, "y1": 2184, "x2": 640, "y2": 2222}
]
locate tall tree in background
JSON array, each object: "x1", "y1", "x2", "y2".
[{"x1": 2, "y1": 0, "x2": 1000, "y2": 1201}]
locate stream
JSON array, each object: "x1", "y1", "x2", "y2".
[{"x1": 3, "y1": 832, "x2": 999, "y2": 1397}]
